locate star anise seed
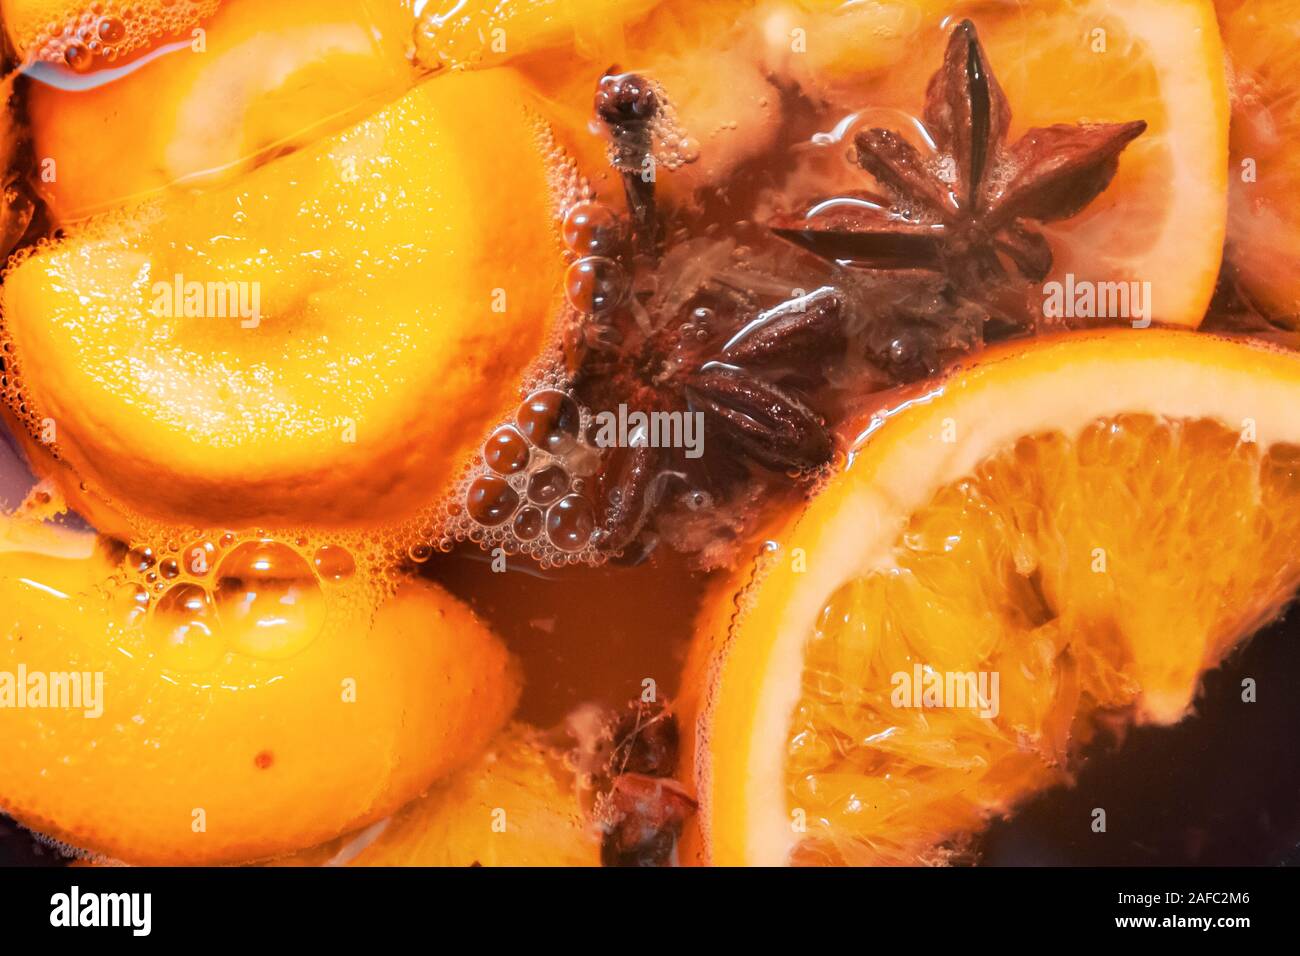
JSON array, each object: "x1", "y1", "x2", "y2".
[
  {"x1": 593, "y1": 443, "x2": 664, "y2": 553},
  {"x1": 684, "y1": 366, "x2": 833, "y2": 472},
  {"x1": 770, "y1": 18, "x2": 1147, "y2": 321},
  {"x1": 608, "y1": 701, "x2": 679, "y2": 778},
  {"x1": 721, "y1": 286, "x2": 847, "y2": 368}
]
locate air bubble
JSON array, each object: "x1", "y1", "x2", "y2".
[
  {"x1": 517, "y1": 390, "x2": 581, "y2": 455},
  {"x1": 127, "y1": 545, "x2": 155, "y2": 572},
  {"x1": 564, "y1": 257, "x2": 626, "y2": 314},
  {"x1": 148, "y1": 583, "x2": 223, "y2": 671},
  {"x1": 562, "y1": 201, "x2": 623, "y2": 257},
  {"x1": 527, "y1": 465, "x2": 570, "y2": 506},
  {"x1": 213, "y1": 541, "x2": 325, "y2": 660},
  {"x1": 97, "y1": 16, "x2": 125, "y2": 42},
  {"x1": 513, "y1": 507, "x2": 543, "y2": 541},
  {"x1": 546, "y1": 494, "x2": 596, "y2": 552},
  {"x1": 484, "y1": 425, "x2": 531, "y2": 475},
  {"x1": 466, "y1": 475, "x2": 520, "y2": 526},
  {"x1": 312, "y1": 544, "x2": 356, "y2": 582},
  {"x1": 685, "y1": 491, "x2": 711, "y2": 511},
  {"x1": 63, "y1": 43, "x2": 93, "y2": 71}
]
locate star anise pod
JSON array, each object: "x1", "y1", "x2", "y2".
[
  {"x1": 578, "y1": 75, "x2": 840, "y2": 555},
  {"x1": 772, "y1": 19, "x2": 1147, "y2": 330}
]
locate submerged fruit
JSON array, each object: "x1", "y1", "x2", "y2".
[
  {"x1": 827, "y1": 0, "x2": 1229, "y2": 329},
  {"x1": 1, "y1": 68, "x2": 565, "y2": 532},
  {"x1": 475, "y1": 0, "x2": 788, "y2": 201},
  {"x1": 1220, "y1": 0, "x2": 1300, "y2": 323},
  {"x1": 0, "y1": 524, "x2": 521, "y2": 864},
  {"x1": 24, "y1": 0, "x2": 417, "y2": 219},
  {"x1": 270, "y1": 724, "x2": 600, "y2": 867},
  {"x1": 681, "y1": 329, "x2": 1300, "y2": 865}
]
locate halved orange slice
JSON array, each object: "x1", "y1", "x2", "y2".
[
  {"x1": 822, "y1": 0, "x2": 1229, "y2": 329},
  {"x1": 0, "y1": 517, "x2": 520, "y2": 865},
  {"x1": 681, "y1": 328, "x2": 1300, "y2": 865},
  {"x1": 2, "y1": 69, "x2": 564, "y2": 533},
  {"x1": 24, "y1": 0, "x2": 417, "y2": 220},
  {"x1": 268, "y1": 724, "x2": 599, "y2": 867},
  {"x1": 1219, "y1": 0, "x2": 1300, "y2": 323}
]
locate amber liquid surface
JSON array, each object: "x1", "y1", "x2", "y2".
[{"x1": 1, "y1": 0, "x2": 1299, "y2": 868}]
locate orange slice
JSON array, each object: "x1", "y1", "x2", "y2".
[
  {"x1": 24, "y1": 0, "x2": 417, "y2": 220},
  {"x1": 269, "y1": 724, "x2": 599, "y2": 867},
  {"x1": 1219, "y1": 0, "x2": 1300, "y2": 323},
  {"x1": 829, "y1": 0, "x2": 1229, "y2": 329},
  {"x1": 681, "y1": 328, "x2": 1300, "y2": 865},
  {"x1": 1, "y1": 68, "x2": 564, "y2": 533},
  {"x1": 471, "y1": 0, "x2": 790, "y2": 201},
  {"x1": 0, "y1": 519, "x2": 520, "y2": 865}
]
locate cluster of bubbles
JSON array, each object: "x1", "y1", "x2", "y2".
[
  {"x1": 0, "y1": 337, "x2": 41, "y2": 442},
  {"x1": 437, "y1": 380, "x2": 610, "y2": 569},
  {"x1": 645, "y1": 89, "x2": 701, "y2": 172},
  {"x1": 26, "y1": 0, "x2": 220, "y2": 72},
  {"x1": 428, "y1": 194, "x2": 656, "y2": 568},
  {"x1": 533, "y1": 118, "x2": 594, "y2": 216},
  {"x1": 112, "y1": 527, "x2": 365, "y2": 671}
]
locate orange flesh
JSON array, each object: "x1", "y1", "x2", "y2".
[
  {"x1": 25, "y1": 0, "x2": 416, "y2": 220},
  {"x1": 1221, "y1": 0, "x2": 1300, "y2": 321},
  {"x1": 789, "y1": 414, "x2": 1300, "y2": 865},
  {"x1": 0, "y1": 527, "x2": 521, "y2": 865},
  {"x1": 0, "y1": 0, "x2": 1274, "y2": 868}
]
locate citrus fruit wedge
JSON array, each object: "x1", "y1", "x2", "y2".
[
  {"x1": 831, "y1": 0, "x2": 1228, "y2": 329},
  {"x1": 268, "y1": 724, "x2": 599, "y2": 867},
  {"x1": 1, "y1": 68, "x2": 564, "y2": 533},
  {"x1": 23, "y1": 0, "x2": 416, "y2": 220},
  {"x1": 682, "y1": 328, "x2": 1300, "y2": 866},
  {"x1": 0, "y1": 520, "x2": 520, "y2": 865},
  {"x1": 1021, "y1": 0, "x2": 1228, "y2": 328},
  {"x1": 1219, "y1": 0, "x2": 1300, "y2": 324}
]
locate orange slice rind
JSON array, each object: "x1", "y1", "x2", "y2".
[
  {"x1": 2, "y1": 68, "x2": 565, "y2": 533},
  {"x1": 683, "y1": 328, "x2": 1300, "y2": 865},
  {"x1": 0, "y1": 523, "x2": 521, "y2": 865}
]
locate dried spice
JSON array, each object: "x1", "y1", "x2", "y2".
[
  {"x1": 772, "y1": 19, "x2": 1146, "y2": 330},
  {"x1": 558, "y1": 20, "x2": 1146, "y2": 559}
]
